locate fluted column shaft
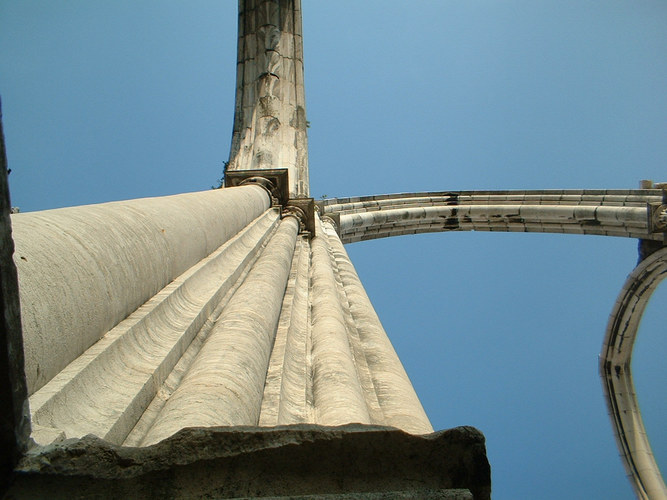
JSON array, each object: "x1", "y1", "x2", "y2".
[
  {"x1": 141, "y1": 215, "x2": 299, "y2": 445},
  {"x1": 12, "y1": 185, "x2": 270, "y2": 395},
  {"x1": 310, "y1": 215, "x2": 371, "y2": 425},
  {"x1": 29, "y1": 209, "x2": 280, "y2": 445},
  {"x1": 230, "y1": 0, "x2": 309, "y2": 197},
  {"x1": 322, "y1": 219, "x2": 433, "y2": 434},
  {"x1": 259, "y1": 235, "x2": 312, "y2": 425}
]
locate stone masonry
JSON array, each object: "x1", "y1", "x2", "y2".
[{"x1": 2, "y1": 1, "x2": 666, "y2": 499}]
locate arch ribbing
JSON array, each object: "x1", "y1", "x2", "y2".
[
  {"x1": 323, "y1": 187, "x2": 667, "y2": 498},
  {"x1": 320, "y1": 189, "x2": 663, "y2": 244},
  {"x1": 600, "y1": 247, "x2": 667, "y2": 500}
]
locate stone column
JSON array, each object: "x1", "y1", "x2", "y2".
[
  {"x1": 141, "y1": 215, "x2": 300, "y2": 445},
  {"x1": 322, "y1": 218, "x2": 433, "y2": 434},
  {"x1": 29, "y1": 208, "x2": 281, "y2": 445},
  {"x1": 310, "y1": 215, "x2": 371, "y2": 425},
  {"x1": 229, "y1": 0, "x2": 309, "y2": 197},
  {"x1": 12, "y1": 185, "x2": 270, "y2": 396}
]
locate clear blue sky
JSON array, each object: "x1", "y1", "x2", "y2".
[{"x1": 1, "y1": 2, "x2": 665, "y2": 499}]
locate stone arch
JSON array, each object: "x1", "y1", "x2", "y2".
[
  {"x1": 320, "y1": 190, "x2": 663, "y2": 244},
  {"x1": 322, "y1": 190, "x2": 667, "y2": 498},
  {"x1": 600, "y1": 246, "x2": 667, "y2": 500}
]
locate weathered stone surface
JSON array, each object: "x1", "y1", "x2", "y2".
[
  {"x1": 310, "y1": 216, "x2": 372, "y2": 425},
  {"x1": 140, "y1": 216, "x2": 300, "y2": 445},
  {"x1": 0, "y1": 97, "x2": 30, "y2": 493},
  {"x1": 233, "y1": 491, "x2": 473, "y2": 499},
  {"x1": 12, "y1": 185, "x2": 271, "y2": 396},
  {"x1": 319, "y1": 189, "x2": 663, "y2": 244},
  {"x1": 30, "y1": 209, "x2": 281, "y2": 446},
  {"x1": 9, "y1": 425, "x2": 490, "y2": 500},
  {"x1": 601, "y1": 246, "x2": 667, "y2": 499},
  {"x1": 230, "y1": 0, "x2": 310, "y2": 198},
  {"x1": 259, "y1": 235, "x2": 311, "y2": 426},
  {"x1": 320, "y1": 219, "x2": 433, "y2": 434}
]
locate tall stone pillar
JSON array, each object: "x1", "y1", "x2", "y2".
[
  {"x1": 13, "y1": 185, "x2": 271, "y2": 397},
  {"x1": 320, "y1": 217, "x2": 433, "y2": 434},
  {"x1": 310, "y1": 215, "x2": 373, "y2": 425},
  {"x1": 229, "y1": 0, "x2": 309, "y2": 198},
  {"x1": 2, "y1": 2, "x2": 491, "y2": 497},
  {"x1": 141, "y1": 215, "x2": 300, "y2": 445}
]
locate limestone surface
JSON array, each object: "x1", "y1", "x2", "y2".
[
  {"x1": 320, "y1": 189, "x2": 663, "y2": 243},
  {"x1": 229, "y1": 0, "x2": 309, "y2": 198},
  {"x1": 600, "y1": 246, "x2": 667, "y2": 499},
  {"x1": 10, "y1": 425, "x2": 490, "y2": 500},
  {"x1": 20, "y1": 203, "x2": 433, "y2": 447},
  {"x1": 12, "y1": 185, "x2": 270, "y2": 395}
]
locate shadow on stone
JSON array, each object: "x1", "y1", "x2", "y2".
[{"x1": 8, "y1": 424, "x2": 490, "y2": 500}]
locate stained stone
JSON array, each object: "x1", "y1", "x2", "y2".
[{"x1": 9, "y1": 425, "x2": 490, "y2": 500}]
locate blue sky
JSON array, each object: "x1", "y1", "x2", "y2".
[{"x1": 1, "y1": 2, "x2": 665, "y2": 498}]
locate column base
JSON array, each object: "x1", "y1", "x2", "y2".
[{"x1": 9, "y1": 424, "x2": 490, "y2": 500}]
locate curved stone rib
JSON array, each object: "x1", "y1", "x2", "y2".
[
  {"x1": 141, "y1": 216, "x2": 300, "y2": 445},
  {"x1": 29, "y1": 208, "x2": 280, "y2": 445},
  {"x1": 321, "y1": 189, "x2": 663, "y2": 244},
  {"x1": 600, "y1": 247, "x2": 667, "y2": 500},
  {"x1": 323, "y1": 190, "x2": 659, "y2": 212}
]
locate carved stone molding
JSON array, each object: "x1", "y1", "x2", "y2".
[
  {"x1": 225, "y1": 168, "x2": 290, "y2": 207},
  {"x1": 284, "y1": 197, "x2": 315, "y2": 237}
]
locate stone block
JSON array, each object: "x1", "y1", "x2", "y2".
[{"x1": 9, "y1": 425, "x2": 490, "y2": 499}]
